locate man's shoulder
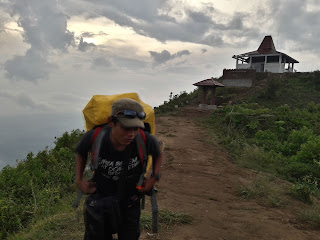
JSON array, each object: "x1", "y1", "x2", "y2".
[
  {"x1": 80, "y1": 126, "x2": 109, "y2": 145},
  {"x1": 141, "y1": 130, "x2": 159, "y2": 148},
  {"x1": 140, "y1": 129, "x2": 154, "y2": 141}
]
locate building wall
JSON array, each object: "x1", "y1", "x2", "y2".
[
  {"x1": 222, "y1": 69, "x2": 256, "y2": 87},
  {"x1": 265, "y1": 63, "x2": 283, "y2": 73}
]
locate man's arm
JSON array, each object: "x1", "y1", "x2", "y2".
[
  {"x1": 138, "y1": 153, "x2": 162, "y2": 193},
  {"x1": 152, "y1": 152, "x2": 162, "y2": 176},
  {"x1": 75, "y1": 153, "x2": 96, "y2": 194},
  {"x1": 138, "y1": 133, "x2": 163, "y2": 193}
]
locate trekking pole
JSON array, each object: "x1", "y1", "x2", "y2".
[
  {"x1": 136, "y1": 172, "x2": 146, "y2": 209},
  {"x1": 150, "y1": 188, "x2": 158, "y2": 233},
  {"x1": 141, "y1": 194, "x2": 146, "y2": 210}
]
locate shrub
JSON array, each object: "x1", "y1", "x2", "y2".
[
  {"x1": 0, "y1": 130, "x2": 83, "y2": 239},
  {"x1": 290, "y1": 176, "x2": 319, "y2": 204},
  {"x1": 291, "y1": 136, "x2": 320, "y2": 165},
  {"x1": 255, "y1": 130, "x2": 279, "y2": 151},
  {"x1": 281, "y1": 127, "x2": 315, "y2": 156}
]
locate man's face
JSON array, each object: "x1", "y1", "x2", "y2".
[{"x1": 111, "y1": 121, "x2": 139, "y2": 147}]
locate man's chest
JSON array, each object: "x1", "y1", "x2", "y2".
[{"x1": 97, "y1": 147, "x2": 142, "y2": 181}]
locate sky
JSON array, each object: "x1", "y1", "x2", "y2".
[{"x1": 0, "y1": 0, "x2": 320, "y2": 169}]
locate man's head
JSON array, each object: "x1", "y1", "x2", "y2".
[
  {"x1": 111, "y1": 98, "x2": 145, "y2": 129},
  {"x1": 109, "y1": 98, "x2": 145, "y2": 149}
]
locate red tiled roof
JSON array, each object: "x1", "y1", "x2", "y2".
[
  {"x1": 193, "y1": 78, "x2": 225, "y2": 87},
  {"x1": 257, "y1": 35, "x2": 276, "y2": 54}
]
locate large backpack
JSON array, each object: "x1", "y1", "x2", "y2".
[{"x1": 83, "y1": 93, "x2": 155, "y2": 134}]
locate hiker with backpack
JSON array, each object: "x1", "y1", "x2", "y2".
[{"x1": 75, "y1": 98, "x2": 162, "y2": 240}]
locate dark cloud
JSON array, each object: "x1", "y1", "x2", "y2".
[
  {"x1": 201, "y1": 49, "x2": 208, "y2": 53},
  {"x1": 10, "y1": 0, "x2": 74, "y2": 51},
  {"x1": 81, "y1": 31, "x2": 108, "y2": 38},
  {"x1": 264, "y1": 0, "x2": 320, "y2": 53},
  {"x1": 200, "y1": 34, "x2": 224, "y2": 47},
  {"x1": 4, "y1": 0, "x2": 75, "y2": 81},
  {"x1": 77, "y1": 1, "x2": 251, "y2": 47},
  {"x1": 187, "y1": 9, "x2": 213, "y2": 23},
  {"x1": 228, "y1": 13, "x2": 245, "y2": 30},
  {"x1": 92, "y1": 57, "x2": 112, "y2": 68},
  {"x1": 0, "y1": 90, "x2": 50, "y2": 110},
  {"x1": 149, "y1": 49, "x2": 190, "y2": 64},
  {"x1": 81, "y1": 32, "x2": 97, "y2": 38},
  {"x1": 4, "y1": 48, "x2": 56, "y2": 82},
  {"x1": 95, "y1": 0, "x2": 165, "y2": 22},
  {"x1": 78, "y1": 37, "x2": 96, "y2": 52}
]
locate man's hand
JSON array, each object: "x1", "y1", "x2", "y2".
[
  {"x1": 77, "y1": 180, "x2": 97, "y2": 194},
  {"x1": 137, "y1": 177, "x2": 156, "y2": 193}
]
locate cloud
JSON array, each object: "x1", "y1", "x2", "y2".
[
  {"x1": 149, "y1": 49, "x2": 190, "y2": 64},
  {"x1": 10, "y1": 0, "x2": 74, "y2": 51},
  {"x1": 200, "y1": 35, "x2": 224, "y2": 47},
  {"x1": 4, "y1": 48, "x2": 56, "y2": 82},
  {"x1": 81, "y1": 31, "x2": 108, "y2": 38},
  {"x1": 0, "y1": 90, "x2": 50, "y2": 110},
  {"x1": 76, "y1": 1, "x2": 252, "y2": 47},
  {"x1": 78, "y1": 37, "x2": 96, "y2": 52},
  {"x1": 92, "y1": 57, "x2": 112, "y2": 68},
  {"x1": 258, "y1": 0, "x2": 320, "y2": 54},
  {"x1": 3, "y1": 0, "x2": 75, "y2": 81},
  {"x1": 201, "y1": 49, "x2": 208, "y2": 53}
]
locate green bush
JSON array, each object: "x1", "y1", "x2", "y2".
[
  {"x1": 281, "y1": 127, "x2": 315, "y2": 156},
  {"x1": 0, "y1": 130, "x2": 83, "y2": 239},
  {"x1": 291, "y1": 136, "x2": 320, "y2": 165},
  {"x1": 205, "y1": 100, "x2": 320, "y2": 184},
  {"x1": 255, "y1": 130, "x2": 279, "y2": 151},
  {"x1": 290, "y1": 176, "x2": 319, "y2": 204}
]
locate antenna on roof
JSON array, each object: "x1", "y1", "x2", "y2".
[{"x1": 277, "y1": 27, "x2": 279, "y2": 49}]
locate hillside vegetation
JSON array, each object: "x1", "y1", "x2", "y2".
[
  {"x1": 0, "y1": 130, "x2": 84, "y2": 239},
  {"x1": 1, "y1": 71, "x2": 320, "y2": 238}
]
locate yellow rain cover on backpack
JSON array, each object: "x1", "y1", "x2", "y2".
[{"x1": 83, "y1": 93, "x2": 156, "y2": 135}]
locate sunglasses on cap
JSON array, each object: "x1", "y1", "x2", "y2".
[{"x1": 115, "y1": 110, "x2": 146, "y2": 120}]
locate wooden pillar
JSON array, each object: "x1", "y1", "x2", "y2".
[
  {"x1": 210, "y1": 87, "x2": 216, "y2": 105},
  {"x1": 201, "y1": 87, "x2": 207, "y2": 104}
]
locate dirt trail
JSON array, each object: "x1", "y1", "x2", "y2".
[{"x1": 141, "y1": 106, "x2": 320, "y2": 240}]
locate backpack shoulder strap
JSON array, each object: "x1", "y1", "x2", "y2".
[
  {"x1": 90, "y1": 126, "x2": 109, "y2": 170},
  {"x1": 136, "y1": 129, "x2": 147, "y2": 167}
]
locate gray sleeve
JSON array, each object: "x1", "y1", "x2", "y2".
[
  {"x1": 75, "y1": 130, "x2": 94, "y2": 159},
  {"x1": 145, "y1": 131, "x2": 161, "y2": 162}
]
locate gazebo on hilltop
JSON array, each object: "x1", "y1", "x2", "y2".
[{"x1": 193, "y1": 78, "x2": 225, "y2": 109}]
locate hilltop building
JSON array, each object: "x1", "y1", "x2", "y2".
[{"x1": 232, "y1": 35, "x2": 299, "y2": 73}]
